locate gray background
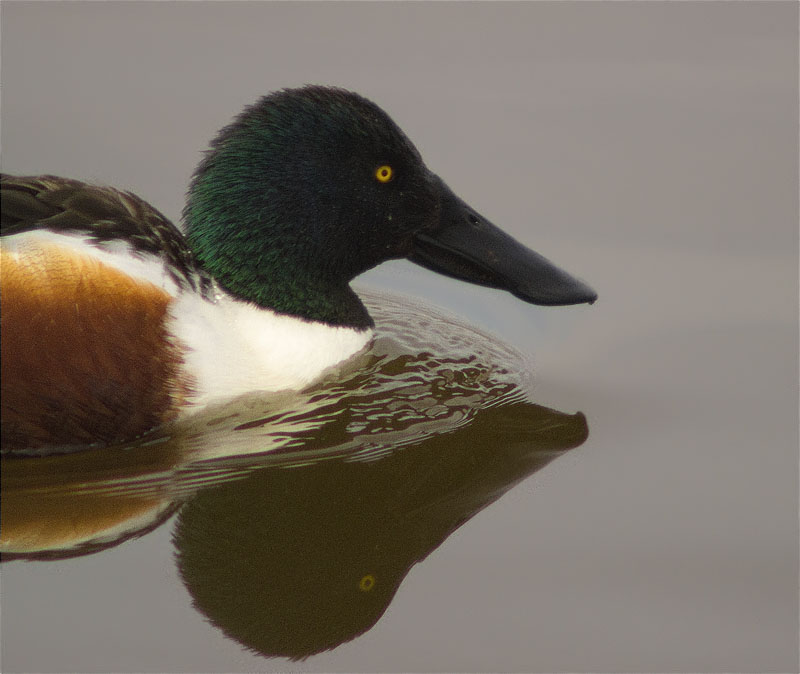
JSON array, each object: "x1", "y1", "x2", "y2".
[{"x1": 1, "y1": 2, "x2": 797, "y2": 672}]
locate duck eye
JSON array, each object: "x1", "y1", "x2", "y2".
[
  {"x1": 375, "y1": 165, "x2": 393, "y2": 183},
  {"x1": 359, "y1": 574, "x2": 376, "y2": 592}
]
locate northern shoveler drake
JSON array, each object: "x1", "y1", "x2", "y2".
[{"x1": 0, "y1": 85, "x2": 596, "y2": 452}]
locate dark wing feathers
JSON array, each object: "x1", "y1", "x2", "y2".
[{"x1": 0, "y1": 174, "x2": 212, "y2": 294}]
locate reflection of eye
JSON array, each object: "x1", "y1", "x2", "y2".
[
  {"x1": 359, "y1": 574, "x2": 376, "y2": 592},
  {"x1": 375, "y1": 165, "x2": 393, "y2": 183}
]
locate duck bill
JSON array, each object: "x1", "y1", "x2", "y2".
[{"x1": 409, "y1": 180, "x2": 597, "y2": 306}]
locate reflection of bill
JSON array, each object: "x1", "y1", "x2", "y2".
[
  {"x1": 1, "y1": 291, "x2": 589, "y2": 658},
  {"x1": 174, "y1": 401, "x2": 587, "y2": 660}
]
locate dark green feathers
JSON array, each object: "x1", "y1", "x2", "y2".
[{"x1": 184, "y1": 86, "x2": 437, "y2": 327}]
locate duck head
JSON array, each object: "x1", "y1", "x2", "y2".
[{"x1": 185, "y1": 86, "x2": 596, "y2": 328}]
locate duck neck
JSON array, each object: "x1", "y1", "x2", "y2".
[
  {"x1": 184, "y1": 214, "x2": 373, "y2": 329},
  {"x1": 221, "y1": 270, "x2": 373, "y2": 330},
  {"x1": 182, "y1": 115, "x2": 377, "y2": 329}
]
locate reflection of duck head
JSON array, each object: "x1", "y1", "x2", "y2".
[{"x1": 175, "y1": 401, "x2": 588, "y2": 660}]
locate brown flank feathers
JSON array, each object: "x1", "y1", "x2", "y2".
[{"x1": 1, "y1": 242, "x2": 193, "y2": 451}]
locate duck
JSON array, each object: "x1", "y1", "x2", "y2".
[{"x1": 0, "y1": 85, "x2": 596, "y2": 453}]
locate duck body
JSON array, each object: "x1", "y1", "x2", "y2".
[
  {"x1": 1, "y1": 86, "x2": 596, "y2": 452},
  {"x1": 1, "y1": 178, "x2": 371, "y2": 450}
]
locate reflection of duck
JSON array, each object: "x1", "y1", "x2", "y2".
[
  {"x1": 1, "y1": 86, "x2": 596, "y2": 452},
  {"x1": 174, "y1": 400, "x2": 588, "y2": 660},
  {"x1": 1, "y1": 292, "x2": 589, "y2": 657},
  {"x1": 1, "y1": 416, "x2": 189, "y2": 560}
]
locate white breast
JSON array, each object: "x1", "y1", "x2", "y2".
[{"x1": 167, "y1": 290, "x2": 374, "y2": 410}]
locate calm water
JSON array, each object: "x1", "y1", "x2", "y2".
[{"x1": 1, "y1": 3, "x2": 797, "y2": 672}]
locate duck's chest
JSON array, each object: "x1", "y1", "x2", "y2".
[{"x1": 167, "y1": 291, "x2": 374, "y2": 409}]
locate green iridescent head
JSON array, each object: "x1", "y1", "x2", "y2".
[
  {"x1": 185, "y1": 86, "x2": 438, "y2": 327},
  {"x1": 185, "y1": 86, "x2": 597, "y2": 328}
]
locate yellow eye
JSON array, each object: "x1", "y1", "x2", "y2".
[
  {"x1": 375, "y1": 165, "x2": 393, "y2": 183},
  {"x1": 359, "y1": 574, "x2": 376, "y2": 592}
]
